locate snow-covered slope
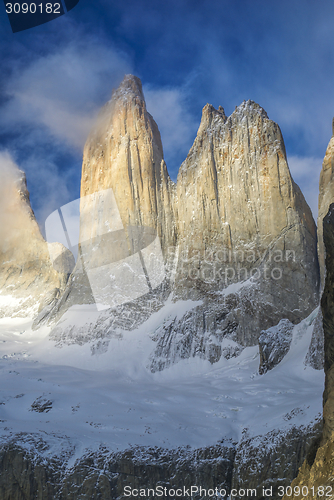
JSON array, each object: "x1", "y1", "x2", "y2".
[{"x1": 0, "y1": 300, "x2": 324, "y2": 457}]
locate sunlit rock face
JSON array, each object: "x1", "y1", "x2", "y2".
[
  {"x1": 0, "y1": 162, "x2": 67, "y2": 318},
  {"x1": 81, "y1": 74, "x2": 176, "y2": 252},
  {"x1": 170, "y1": 98, "x2": 319, "y2": 353},
  {"x1": 38, "y1": 75, "x2": 319, "y2": 368},
  {"x1": 175, "y1": 101, "x2": 318, "y2": 298},
  {"x1": 318, "y1": 124, "x2": 334, "y2": 287},
  {"x1": 39, "y1": 75, "x2": 176, "y2": 326}
]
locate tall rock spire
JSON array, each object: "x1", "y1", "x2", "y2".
[
  {"x1": 175, "y1": 99, "x2": 318, "y2": 304},
  {"x1": 81, "y1": 74, "x2": 176, "y2": 251},
  {"x1": 41, "y1": 79, "x2": 319, "y2": 369},
  {"x1": 145, "y1": 99, "x2": 320, "y2": 370}
]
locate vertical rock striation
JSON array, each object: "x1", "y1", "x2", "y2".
[
  {"x1": 81, "y1": 74, "x2": 176, "y2": 250},
  {"x1": 281, "y1": 203, "x2": 334, "y2": 500},
  {"x1": 158, "y1": 99, "x2": 319, "y2": 365},
  {"x1": 41, "y1": 76, "x2": 319, "y2": 369},
  {"x1": 41, "y1": 75, "x2": 176, "y2": 324},
  {"x1": 175, "y1": 100, "x2": 318, "y2": 300}
]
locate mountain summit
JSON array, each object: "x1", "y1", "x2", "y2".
[
  {"x1": 31, "y1": 75, "x2": 320, "y2": 370},
  {"x1": 0, "y1": 160, "x2": 69, "y2": 318}
]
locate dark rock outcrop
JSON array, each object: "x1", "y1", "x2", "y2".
[
  {"x1": 0, "y1": 424, "x2": 322, "y2": 500},
  {"x1": 258, "y1": 319, "x2": 294, "y2": 374},
  {"x1": 281, "y1": 203, "x2": 334, "y2": 499}
]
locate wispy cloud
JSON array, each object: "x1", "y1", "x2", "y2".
[
  {"x1": 144, "y1": 85, "x2": 198, "y2": 178},
  {"x1": 0, "y1": 33, "x2": 132, "y2": 228},
  {"x1": 0, "y1": 42, "x2": 131, "y2": 149},
  {"x1": 0, "y1": 151, "x2": 24, "y2": 245},
  {"x1": 287, "y1": 155, "x2": 323, "y2": 219}
]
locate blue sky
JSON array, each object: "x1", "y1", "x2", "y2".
[{"x1": 0, "y1": 0, "x2": 334, "y2": 224}]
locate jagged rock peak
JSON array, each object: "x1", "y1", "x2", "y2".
[
  {"x1": 232, "y1": 99, "x2": 269, "y2": 119},
  {"x1": 197, "y1": 103, "x2": 227, "y2": 136},
  {"x1": 196, "y1": 100, "x2": 272, "y2": 142},
  {"x1": 202, "y1": 103, "x2": 227, "y2": 119},
  {"x1": 0, "y1": 161, "x2": 68, "y2": 318},
  {"x1": 111, "y1": 74, "x2": 145, "y2": 105}
]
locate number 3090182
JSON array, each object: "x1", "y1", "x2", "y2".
[{"x1": 5, "y1": 3, "x2": 61, "y2": 14}]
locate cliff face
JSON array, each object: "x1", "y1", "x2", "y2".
[
  {"x1": 281, "y1": 203, "x2": 334, "y2": 500},
  {"x1": 0, "y1": 162, "x2": 68, "y2": 318},
  {"x1": 81, "y1": 75, "x2": 176, "y2": 251},
  {"x1": 318, "y1": 124, "x2": 334, "y2": 287},
  {"x1": 176, "y1": 101, "x2": 316, "y2": 297},
  {"x1": 170, "y1": 99, "x2": 319, "y2": 356},
  {"x1": 37, "y1": 76, "x2": 176, "y2": 323},
  {"x1": 0, "y1": 422, "x2": 321, "y2": 500},
  {"x1": 40, "y1": 75, "x2": 319, "y2": 369},
  {"x1": 0, "y1": 78, "x2": 325, "y2": 498}
]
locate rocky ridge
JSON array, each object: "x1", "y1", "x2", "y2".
[
  {"x1": 281, "y1": 203, "x2": 334, "y2": 500},
  {"x1": 281, "y1": 123, "x2": 334, "y2": 499},
  {"x1": 0, "y1": 419, "x2": 322, "y2": 500},
  {"x1": 0, "y1": 163, "x2": 69, "y2": 318},
  {"x1": 0, "y1": 76, "x2": 325, "y2": 500},
  {"x1": 38, "y1": 75, "x2": 320, "y2": 371}
]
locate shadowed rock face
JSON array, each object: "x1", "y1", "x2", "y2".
[
  {"x1": 280, "y1": 203, "x2": 334, "y2": 500},
  {"x1": 0, "y1": 167, "x2": 68, "y2": 317},
  {"x1": 0, "y1": 423, "x2": 321, "y2": 500},
  {"x1": 36, "y1": 75, "x2": 319, "y2": 367},
  {"x1": 318, "y1": 129, "x2": 334, "y2": 288},
  {"x1": 321, "y1": 203, "x2": 334, "y2": 441}
]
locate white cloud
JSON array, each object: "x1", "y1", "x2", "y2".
[
  {"x1": 287, "y1": 155, "x2": 323, "y2": 220},
  {"x1": 1, "y1": 42, "x2": 131, "y2": 149},
  {"x1": 0, "y1": 151, "x2": 24, "y2": 244},
  {"x1": 0, "y1": 37, "x2": 132, "y2": 228},
  {"x1": 0, "y1": 150, "x2": 20, "y2": 179},
  {"x1": 144, "y1": 86, "x2": 198, "y2": 178}
]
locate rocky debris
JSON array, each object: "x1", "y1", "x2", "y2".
[
  {"x1": 305, "y1": 309, "x2": 324, "y2": 370},
  {"x1": 258, "y1": 319, "x2": 294, "y2": 374},
  {"x1": 30, "y1": 397, "x2": 53, "y2": 413}
]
